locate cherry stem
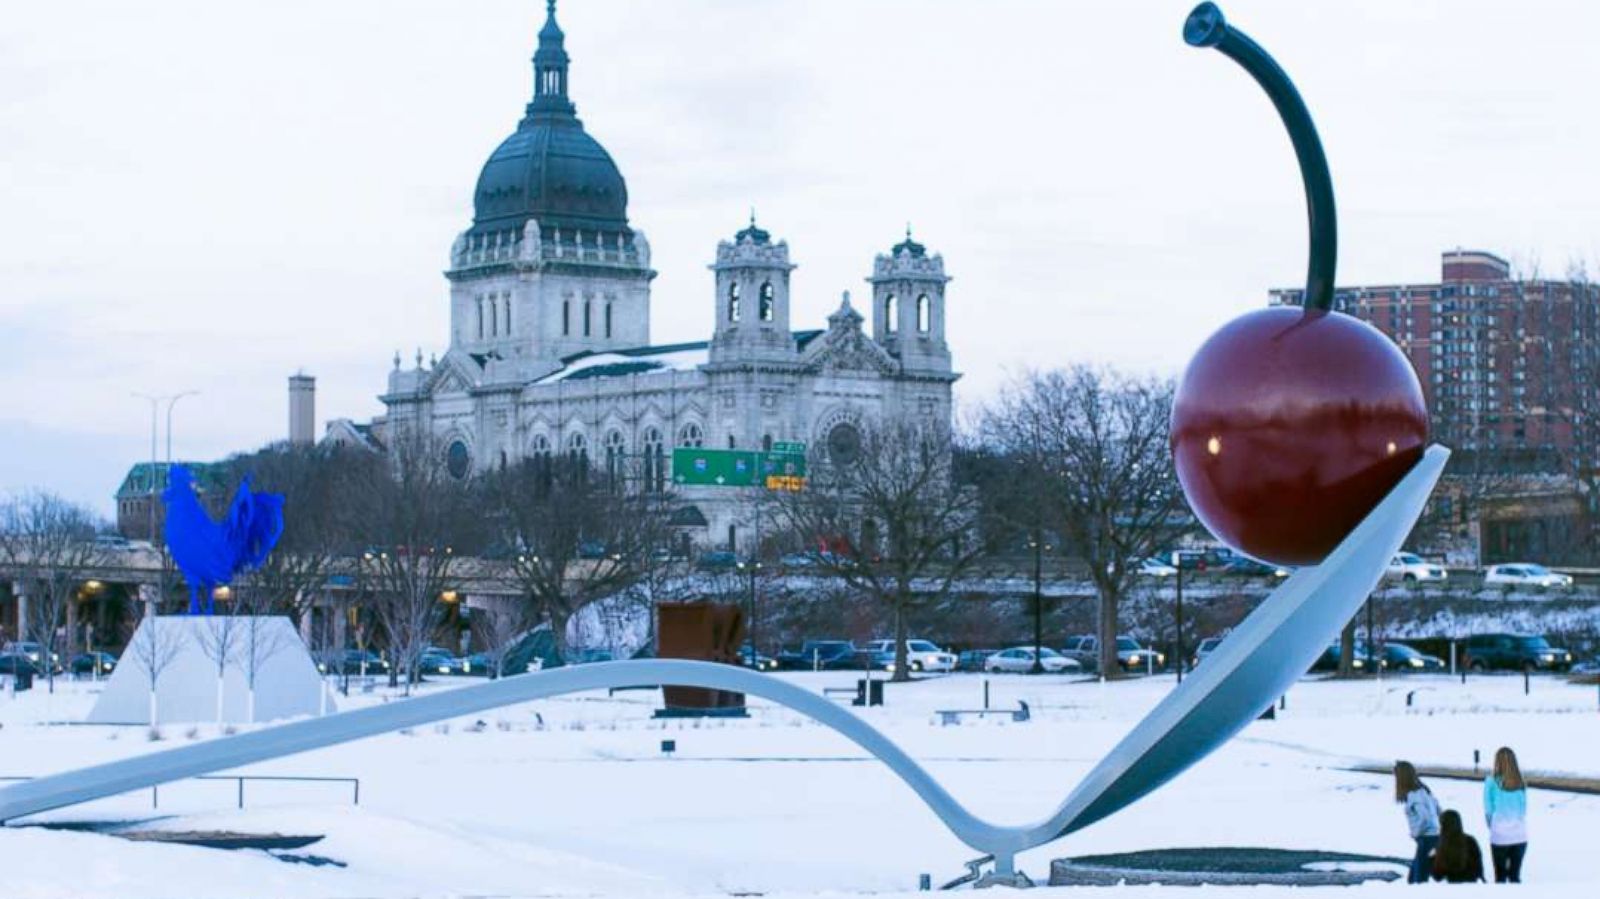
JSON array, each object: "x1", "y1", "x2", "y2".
[{"x1": 1185, "y1": 2, "x2": 1336, "y2": 313}]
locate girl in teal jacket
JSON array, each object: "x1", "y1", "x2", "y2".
[{"x1": 1484, "y1": 747, "x2": 1528, "y2": 883}]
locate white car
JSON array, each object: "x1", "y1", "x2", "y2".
[
  {"x1": 1385, "y1": 552, "x2": 1447, "y2": 584},
  {"x1": 983, "y1": 646, "x2": 1081, "y2": 674},
  {"x1": 864, "y1": 639, "x2": 958, "y2": 673},
  {"x1": 1484, "y1": 563, "x2": 1573, "y2": 590},
  {"x1": 1137, "y1": 557, "x2": 1178, "y2": 578}
]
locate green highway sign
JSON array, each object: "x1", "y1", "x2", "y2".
[
  {"x1": 673, "y1": 447, "x2": 807, "y2": 488},
  {"x1": 771, "y1": 441, "x2": 807, "y2": 454}
]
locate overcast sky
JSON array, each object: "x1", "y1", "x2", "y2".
[{"x1": 4, "y1": 0, "x2": 1598, "y2": 517}]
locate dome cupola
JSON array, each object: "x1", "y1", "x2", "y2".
[{"x1": 470, "y1": 1, "x2": 630, "y2": 240}]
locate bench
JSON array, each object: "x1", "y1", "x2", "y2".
[
  {"x1": 822, "y1": 686, "x2": 857, "y2": 700},
  {"x1": 936, "y1": 701, "x2": 1030, "y2": 726}
]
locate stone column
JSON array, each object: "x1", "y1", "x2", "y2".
[
  {"x1": 12, "y1": 581, "x2": 29, "y2": 645},
  {"x1": 65, "y1": 591, "x2": 79, "y2": 657}
]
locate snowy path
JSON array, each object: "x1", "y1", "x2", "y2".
[{"x1": 2, "y1": 672, "x2": 1597, "y2": 897}]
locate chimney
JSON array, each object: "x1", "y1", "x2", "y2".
[{"x1": 289, "y1": 373, "x2": 315, "y2": 445}]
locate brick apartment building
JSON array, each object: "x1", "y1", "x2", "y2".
[{"x1": 1270, "y1": 250, "x2": 1600, "y2": 563}]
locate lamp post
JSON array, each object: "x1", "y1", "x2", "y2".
[
  {"x1": 1173, "y1": 551, "x2": 1186, "y2": 684},
  {"x1": 1028, "y1": 534, "x2": 1051, "y2": 674},
  {"x1": 738, "y1": 559, "x2": 762, "y2": 661},
  {"x1": 132, "y1": 390, "x2": 199, "y2": 543},
  {"x1": 165, "y1": 390, "x2": 199, "y2": 465}
]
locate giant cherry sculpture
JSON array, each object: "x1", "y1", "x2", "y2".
[{"x1": 1172, "y1": 3, "x2": 1428, "y2": 567}]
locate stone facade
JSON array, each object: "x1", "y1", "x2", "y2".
[{"x1": 330, "y1": 3, "x2": 958, "y2": 553}]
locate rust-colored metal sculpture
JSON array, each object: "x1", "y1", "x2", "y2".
[{"x1": 657, "y1": 602, "x2": 747, "y2": 716}]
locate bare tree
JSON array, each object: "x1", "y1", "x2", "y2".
[
  {"x1": 354, "y1": 430, "x2": 476, "y2": 691},
  {"x1": 196, "y1": 614, "x2": 243, "y2": 722},
  {"x1": 770, "y1": 419, "x2": 984, "y2": 682},
  {"x1": 984, "y1": 367, "x2": 1187, "y2": 678},
  {"x1": 220, "y1": 443, "x2": 376, "y2": 626},
  {"x1": 126, "y1": 614, "x2": 182, "y2": 725},
  {"x1": 0, "y1": 492, "x2": 107, "y2": 692},
  {"x1": 468, "y1": 597, "x2": 537, "y2": 678},
  {"x1": 484, "y1": 455, "x2": 666, "y2": 663}
]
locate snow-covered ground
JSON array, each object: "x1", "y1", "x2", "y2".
[{"x1": 3, "y1": 670, "x2": 1598, "y2": 897}]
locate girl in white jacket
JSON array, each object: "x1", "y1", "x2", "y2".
[{"x1": 1395, "y1": 761, "x2": 1441, "y2": 884}]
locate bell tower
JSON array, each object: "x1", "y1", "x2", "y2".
[
  {"x1": 869, "y1": 228, "x2": 951, "y2": 374},
  {"x1": 708, "y1": 216, "x2": 798, "y2": 365}
]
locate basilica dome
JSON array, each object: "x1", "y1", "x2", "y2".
[{"x1": 469, "y1": 2, "x2": 629, "y2": 239}]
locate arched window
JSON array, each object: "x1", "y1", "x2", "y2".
[
  {"x1": 762, "y1": 434, "x2": 773, "y2": 452},
  {"x1": 642, "y1": 427, "x2": 665, "y2": 493},
  {"x1": 759, "y1": 282, "x2": 775, "y2": 322},
  {"x1": 603, "y1": 431, "x2": 626, "y2": 490},
  {"x1": 884, "y1": 294, "x2": 897, "y2": 333},
  {"x1": 727, "y1": 282, "x2": 742, "y2": 323},
  {"x1": 445, "y1": 440, "x2": 471, "y2": 480},
  {"x1": 503, "y1": 295, "x2": 512, "y2": 336},
  {"x1": 530, "y1": 433, "x2": 553, "y2": 486},
  {"x1": 605, "y1": 302, "x2": 613, "y2": 338},
  {"x1": 583, "y1": 300, "x2": 592, "y2": 337},
  {"x1": 489, "y1": 297, "x2": 498, "y2": 336},
  {"x1": 916, "y1": 294, "x2": 930, "y2": 332},
  {"x1": 476, "y1": 296, "x2": 485, "y2": 339},
  {"x1": 677, "y1": 422, "x2": 704, "y2": 448},
  {"x1": 727, "y1": 434, "x2": 736, "y2": 449},
  {"x1": 562, "y1": 300, "x2": 571, "y2": 336},
  {"x1": 566, "y1": 432, "x2": 589, "y2": 478}
]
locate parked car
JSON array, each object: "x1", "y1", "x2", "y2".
[
  {"x1": 70, "y1": 651, "x2": 117, "y2": 676},
  {"x1": 1221, "y1": 557, "x2": 1292, "y2": 578},
  {"x1": 1571, "y1": 655, "x2": 1600, "y2": 675},
  {"x1": 1137, "y1": 557, "x2": 1178, "y2": 578},
  {"x1": 777, "y1": 640, "x2": 860, "y2": 670},
  {"x1": 957, "y1": 649, "x2": 998, "y2": 672},
  {"x1": 1060, "y1": 635, "x2": 1167, "y2": 673},
  {"x1": 460, "y1": 652, "x2": 500, "y2": 676},
  {"x1": 696, "y1": 550, "x2": 739, "y2": 571},
  {"x1": 327, "y1": 649, "x2": 390, "y2": 676},
  {"x1": 739, "y1": 644, "x2": 778, "y2": 671},
  {"x1": 1191, "y1": 636, "x2": 1224, "y2": 668},
  {"x1": 1167, "y1": 547, "x2": 1239, "y2": 571},
  {"x1": 984, "y1": 646, "x2": 1080, "y2": 674},
  {"x1": 1312, "y1": 640, "x2": 1381, "y2": 672},
  {"x1": 1463, "y1": 633, "x2": 1574, "y2": 671},
  {"x1": 1, "y1": 641, "x2": 61, "y2": 673},
  {"x1": 0, "y1": 653, "x2": 39, "y2": 676},
  {"x1": 1483, "y1": 563, "x2": 1574, "y2": 590},
  {"x1": 1384, "y1": 552, "x2": 1447, "y2": 584},
  {"x1": 1380, "y1": 643, "x2": 1446, "y2": 672},
  {"x1": 418, "y1": 648, "x2": 464, "y2": 675},
  {"x1": 865, "y1": 639, "x2": 957, "y2": 674}
]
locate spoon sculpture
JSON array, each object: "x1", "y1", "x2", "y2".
[{"x1": 0, "y1": 3, "x2": 1445, "y2": 883}]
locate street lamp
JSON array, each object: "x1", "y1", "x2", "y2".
[
  {"x1": 1027, "y1": 534, "x2": 1052, "y2": 673},
  {"x1": 1173, "y1": 550, "x2": 1186, "y2": 684},
  {"x1": 132, "y1": 390, "x2": 199, "y2": 543},
  {"x1": 738, "y1": 559, "x2": 762, "y2": 661}
]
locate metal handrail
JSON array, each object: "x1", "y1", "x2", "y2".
[{"x1": 0, "y1": 774, "x2": 358, "y2": 813}]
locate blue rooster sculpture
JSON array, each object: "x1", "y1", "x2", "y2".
[{"x1": 162, "y1": 465, "x2": 285, "y2": 614}]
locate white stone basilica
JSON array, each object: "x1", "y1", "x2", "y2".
[{"x1": 330, "y1": 2, "x2": 958, "y2": 551}]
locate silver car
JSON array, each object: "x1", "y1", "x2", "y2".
[{"x1": 984, "y1": 646, "x2": 1080, "y2": 674}]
